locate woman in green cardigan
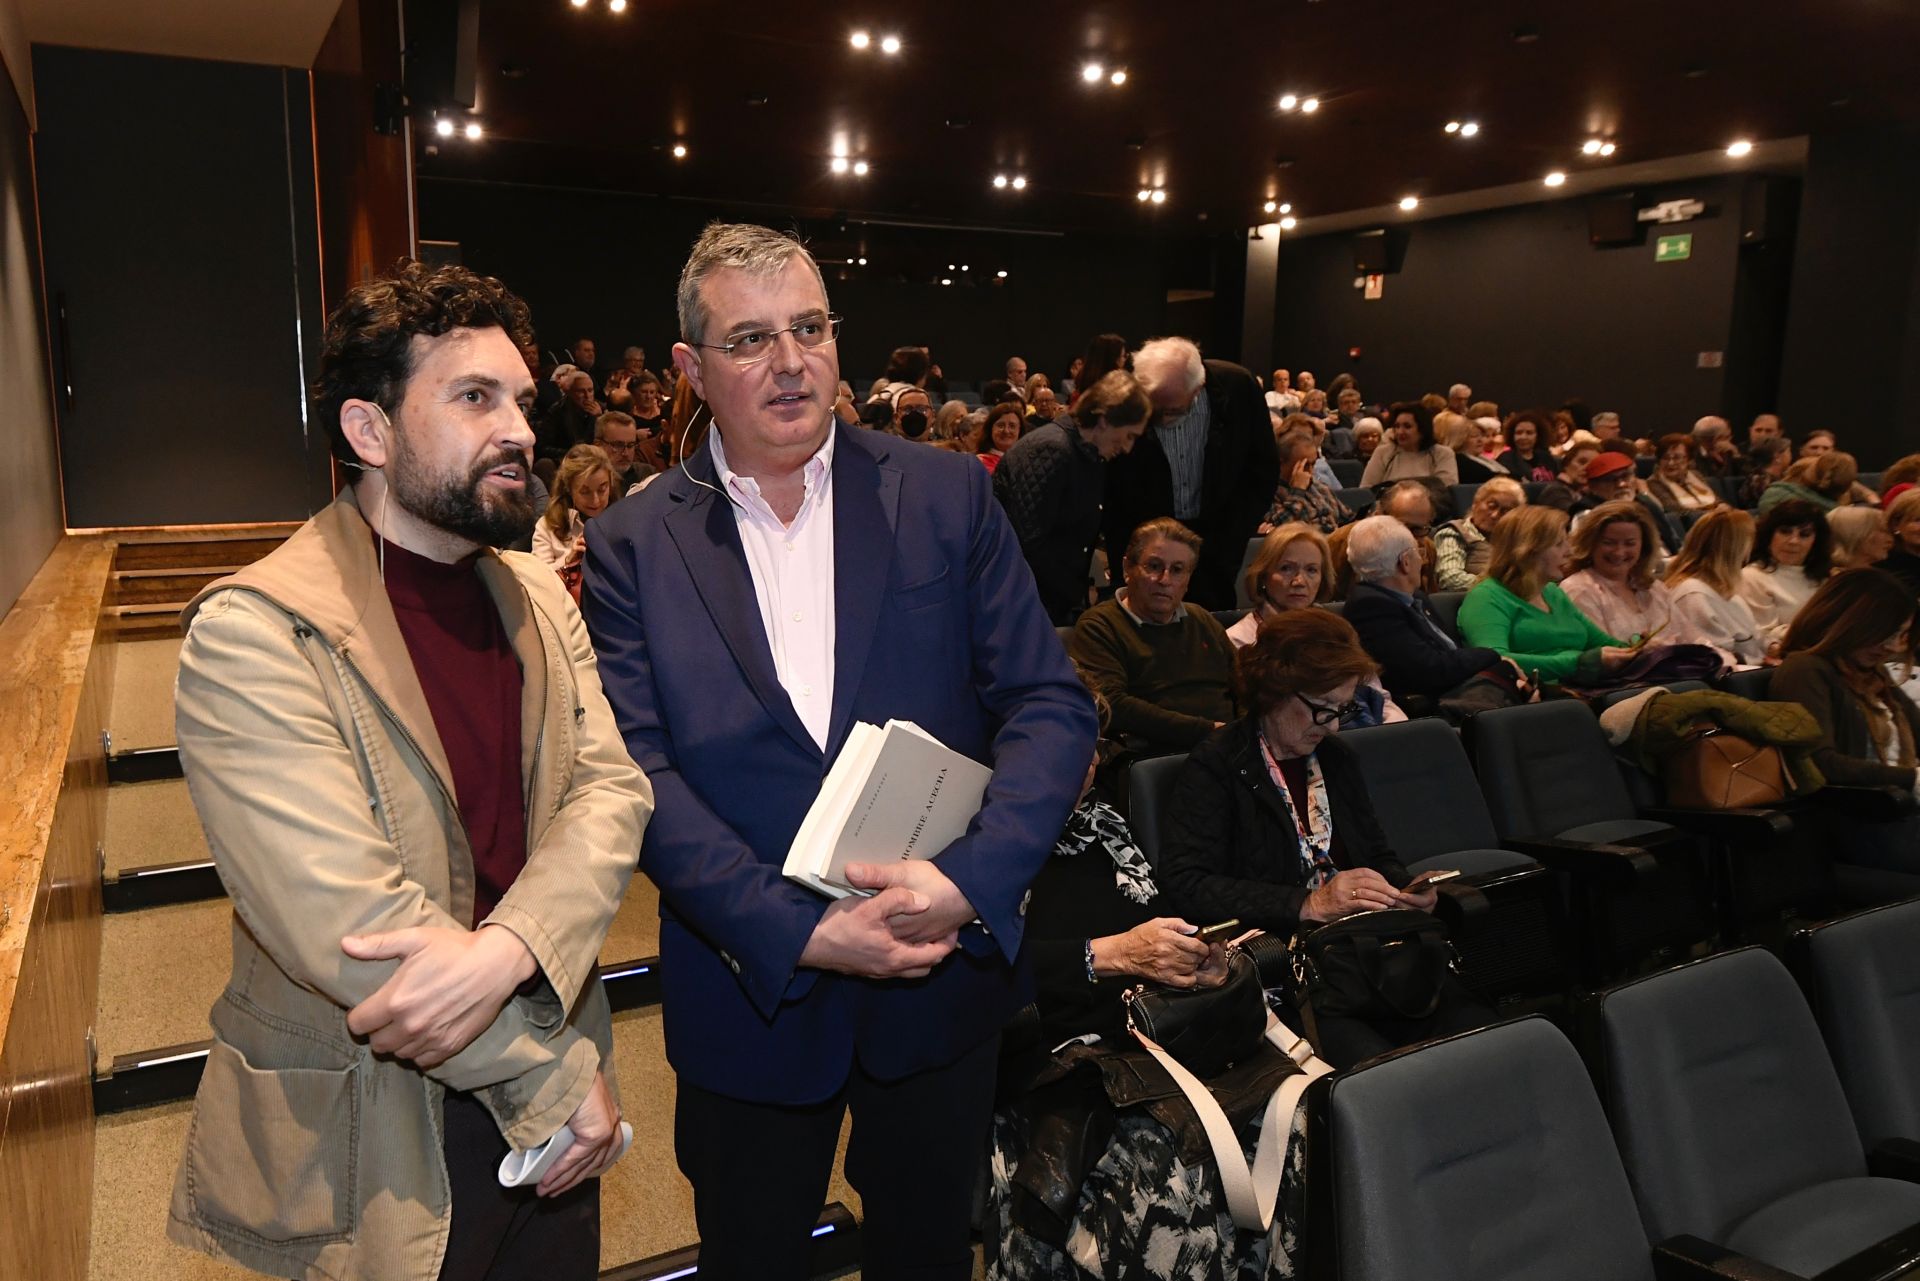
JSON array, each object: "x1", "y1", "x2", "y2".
[{"x1": 1457, "y1": 506, "x2": 1636, "y2": 684}]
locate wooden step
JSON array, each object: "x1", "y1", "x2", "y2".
[
  {"x1": 112, "y1": 537, "x2": 289, "y2": 571},
  {"x1": 108, "y1": 567, "x2": 244, "y2": 608}
]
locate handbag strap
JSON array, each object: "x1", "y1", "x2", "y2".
[{"x1": 1129, "y1": 1011, "x2": 1333, "y2": 1232}]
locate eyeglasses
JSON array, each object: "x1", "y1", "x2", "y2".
[
  {"x1": 1298, "y1": 693, "x2": 1361, "y2": 727},
  {"x1": 698, "y1": 314, "x2": 843, "y2": 366},
  {"x1": 1401, "y1": 522, "x2": 1434, "y2": 539},
  {"x1": 1134, "y1": 557, "x2": 1193, "y2": 581},
  {"x1": 597, "y1": 439, "x2": 637, "y2": 453}
]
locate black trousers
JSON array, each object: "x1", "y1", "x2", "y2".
[
  {"x1": 675, "y1": 1035, "x2": 1000, "y2": 1281},
  {"x1": 437, "y1": 1090, "x2": 600, "y2": 1281}
]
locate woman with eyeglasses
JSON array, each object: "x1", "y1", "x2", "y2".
[
  {"x1": 1156, "y1": 609, "x2": 1494, "y2": 1068},
  {"x1": 1228, "y1": 523, "x2": 1404, "y2": 725}
]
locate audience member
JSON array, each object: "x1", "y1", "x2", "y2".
[
  {"x1": 1664, "y1": 507, "x2": 1767, "y2": 666},
  {"x1": 1326, "y1": 388, "x2": 1364, "y2": 456},
  {"x1": 1739, "y1": 437, "x2": 1793, "y2": 507},
  {"x1": 1799, "y1": 429, "x2": 1837, "y2": 459},
  {"x1": 1591, "y1": 411, "x2": 1625, "y2": 445},
  {"x1": 594, "y1": 411, "x2": 651, "y2": 495},
  {"x1": 1069, "y1": 518, "x2": 1233, "y2": 753},
  {"x1": 537, "y1": 367, "x2": 603, "y2": 470},
  {"x1": 1829, "y1": 505, "x2": 1896, "y2": 571},
  {"x1": 1299, "y1": 387, "x2": 1330, "y2": 425},
  {"x1": 1005, "y1": 354, "x2": 1030, "y2": 395},
  {"x1": 1330, "y1": 480, "x2": 1437, "y2": 598},
  {"x1": 534, "y1": 443, "x2": 615, "y2": 602},
  {"x1": 1361, "y1": 401, "x2": 1460, "y2": 487},
  {"x1": 1072, "y1": 333, "x2": 1130, "y2": 408},
  {"x1": 1457, "y1": 506, "x2": 1632, "y2": 684},
  {"x1": 942, "y1": 409, "x2": 987, "y2": 456},
  {"x1": 1881, "y1": 488, "x2": 1920, "y2": 595},
  {"x1": 1560, "y1": 501, "x2": 1673, "y2": 642},
  {"x1": 1437, "y1": 411, "x2": 1505, "y2": 483},
  {"x1": 1156, "y1": 609, "x2": 1494, "y2": 1068},
  {"x1": 1027, "y1": 383, "x2": 1064, "y2": 424},
  {"x1": 1546, "y1": 408, "x2": 1576, "y2": 456},
  {"x1": 1265, "y1": 366, "x2": 1299, "y2": 414},
  {"x1": 1771, "y1": 570, "x2": 1920, "y2": 879},
  {"x1": 1748, "y1": 413, "x2": 1785, "y2": 449},
  {"x1": 1060, "y1": 355, "x2": 1084, "y2": 398},
  {"x1": 995, "y1": 371, "x2": 1151, "y2": 624},
  {"x1": 1467, "y1": 399, "x2": 1501, "y2": 422},
  {"x1": 1645, "y1": 432, "x2": 1720, "y2": 513},
  {"x1": 890, "y1": 384, "x2": 935, "y2": 442},
  {"x1": 1447, "y1": 383, "x2": 1472, "y2": 415},
  {"x1": 1692, "y1": 415, "x2": 1740, "y2": 477},
  {"x1": 1229, "y1": 524, "x2": 1403, "y2": 725},
  {"x1": 1880, "y1": 453, "x2": 1920, "y2": 493},
  {"x1": 568, "y1": 335, "x2": 598, "y2": 378},
  {"x1": 930, "y1": 398, "x2": 969, "y2": 443},
  {"x1": 1260, "y1": 426, "x2": 1354, "y2": 536},
  {"x1": 629, "y1": 370, "x2": 668, "y2": 433},
  {"x1": 1102, "y1": 338, "x2": 1278, "y2": 609},
  {"x1": 524, "y1": 339, "x2": 562, "y2": 417},
  {"x1": 1352, "y1": 416, "x2": 1383, "y2": 460},
  {"x1": 1740, "y1": 498, "x2": 1832, "y2": 648},
  {"x1": 1432, "y1": 477, "x2": 1525, "y2": 591},
  {"x1": 1497, "y1": 410, "x2": 1558, "y2": 482},
  {"x1": 1343, "y1": 514, "x2": 1508, "y2": 705},
  {"x1": 1296, "y1": 370, "x2": 1317, "y2": 393},
  {"x1": 660, "y1": 369, "x2": 707, "y2": 467},
  {"x1": 1759, "y1": 450, "x2": 1860, "y2": 514},
  {"x1": 977, "y1": 399, "x2": 1026, "y2": 473}
]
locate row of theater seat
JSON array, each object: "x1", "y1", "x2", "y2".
[{"x1": 1308, "y1": 904, "x2": 1920, "y2": 1279}]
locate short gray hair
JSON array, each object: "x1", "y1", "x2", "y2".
[
  {"x1": 1132, "y1": 337, "x2": 1205, "y2": 399},
  {"x1": 1449, "y1": 383, "x2": 1471, "y2": 398},
  {"x1": 1692, "y1": 415, "x2": 1730, "y2": 439},
  {"x1": 676, "y1": 222, "x2": 829, "y2": 345},
  {"x1": 1593, "y1": 411, "x2": 1621, "y2": 428},
  {"x1": 1348, "y1": 515, "x2": 1418, "y2": 583},
  {"x1": 1380, "y1": 480, "x2": 1435, "y2": 521}
]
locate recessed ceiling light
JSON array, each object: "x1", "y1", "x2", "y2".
[
  {"x1": 463, "y1": 121, "x2": 483, "y2": 140},
  {"x1": 1544, "y1": 171, "x2": 1567, "y2": 187},
  {"x1": 1278, "y1": 94, "x2": 1298, "y2": 111},
  {"x1": 852, "y1": 159, "x2": 870, "y2": 175},
  {"x1": 993, "y1": 174, "x2": 1008, "y2": 189},
  {"x1": 948, "y1": 263, "x2": 956, "y2": 270},
  {"x1": 1082, "y1": 62, "x2": 1104, "y2": 83},
  {"x1": 1279, "y1": 215, "x2": 1297, "y2": 230},
  {"x1": 857, "y1": 256, "x2": 868, "y2": 265},
  {"x1": 1109, "y1": 69, "x2": 1127, "y2": 86},
  {"x1": 1279, "y1": 202, "x2": 1292, "y2": 214},
  {"x1": 849, "y1": 30, "x2": 870, "y2": 49},
  {"x1": 1399, "y1": 195, "x2": 1419, "y2": 211},
  {"x1": 1011, "y1": 175, "x2": 1027, "y2": 190},
  {"x1": 1150, "y1": 189, "x2": 1168, "y2": 204},
  {"x1": 1300, "y1": 97, "x2": 1320, "y2": 113},
  {"x1": 961, "y1": 263, "x2": 970, "y2": 271},
  {"x1": 569, "y1": 0, "x2": 587, "y2": 7},
  {"x1": 608, "y1": 0, "x2": 627, "y2": 12},
  {"x1": 1726, "y1": 139, "x2": 1753, "y2": 157},
  {"x1": 1444, "y1": 121, "x2": 1461, "y2": 134},
  {"x1": 996, "y1": 270, "x2": 1008, "y2": 278},
  {"x1": 941, "y1": 278, "x2": 953, "y2": 286},
  {"x1": 1458, "y1": 120, "x2": 1478, "y2": 137},
  {"x1": 1582, "y1": 138, "x2": 1603, "y2": 155},
  {"x1": 1599, "y1": 142, "x2": 1616, "y2": 156},
  {"x1": 1136, "y1": 188, "x2": 1151, "y2": 202},
  {"x1": 1263, "y1": 199, "x2": 1278, "y2": 214},
  {"x1": 830, "y1": 156, "x2": 850, "y2": 174},
  {"x1": 879, "y1": 34, "x2": 901, "y2": 54},
  {"x1": 435, "y1": 118, "x2": 455, "y2": 137},
  {"x1": 672, "y1": 143, "x2": 688, "y2": 158}
]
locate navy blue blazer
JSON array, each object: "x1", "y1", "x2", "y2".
[{"x1": 583, "y1": 424, "x2": 1097, "y2": 1104}]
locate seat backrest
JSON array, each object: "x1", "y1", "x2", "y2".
[
  {"x1": 1319, "y1": 600, "x2": 1345, "y2": 618},
  {"x1": 1212, "y1": 607, "x2": 1247, "y2": 631},
  {"x1": 1233, "y1": 537, "x2": 1264, "y2": 608},
  {"x1": 1329, "y1": 458, "x2": 1362, "y2": 487},
  {"x1": 1472, "y1": 701, "x2": 1638, "y2": 839},
  {"x1": 1805, "y1": 899, "x2": 1920, "y2": 1149},
  {"x1": 1597, "y1": 947, "x2": 1865, "y2": 1245},
  {"x1": 1450, "y1": 483, "x2": 1480, "y2": 519},
  {"x1": 1054, "y1": 624, "x2": 1075, "y2": 652},
  {"x1": 1125, "y1": 753, "x2": 1187, "y2": 865},
  {"x1": 1329, "y1": 1018, "x2": 1653, "y2": 1281},
  {"x1": 1716, "y1": 667, "x2": 1772, "y2": 701},
  {"x1": 1341, "y1": 720, "x2": 1501, "y2": 860},
  {"x1": 1427, "y1": 591, "x2": 1466, "y2": 640},
  {"x1": 1337, "y1": 486, "x2": 1377, "y2": 516}
]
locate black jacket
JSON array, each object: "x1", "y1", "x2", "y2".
[
  {"x1": 1770, "y1": 652, "x2": 1920, "y2": 790},
  {"x1": 1157, "y1": 721, "x2": 1409, "y2": 935},
  {"x1": 538, "y1": 402, "x2": 599, "y2": 465},
  {"x1": 1343, "y1": 580, "x2": 1499, "y2": 702},
  {"x1": 994, "y1": 422, "x2": 1106, "y2": 624}
]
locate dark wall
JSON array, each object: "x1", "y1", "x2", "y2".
[
  {"x1": 1777, "y1": 128, "x2": 1920, "y2": 469},
  {"x1": 0, "y1": 54, "x2": 62, "y2": 616},
  {"x1": 1271, "y1": 175, "x2": 1781, "y2": 439},
  {"x1": 418, "y1": 177, "x2": 1235, "y2": 386},
  {"x1": 33, "y1": 46, "x2": 328, "y2": 528}
]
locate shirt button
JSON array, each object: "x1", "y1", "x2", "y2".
[
  {"x1": 801, "y1": 684, "x2": 813, "y2": 696},
  {"x1": 793, "y1": 611, "x2": 804, "y2": 622}
]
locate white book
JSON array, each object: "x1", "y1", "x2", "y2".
[{"x1": 783, "y1": 719, "x2": 993, "y2": 898}]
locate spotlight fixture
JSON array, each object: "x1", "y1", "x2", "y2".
[
  {"x1": 830, "y1": 156, "x2": 850, "y2": 174},
  {"x1": 463, "y1": 121, "x2": 483, "y2": 140},
  {"x1": 672, "y1": 143, "x2": 688, "y2": 158},
  {"x1": 993, "y1": 174, "x2": 1008, "y2": 189},
  {"x1": 857, "y1": 256, "x2": 867, "y2": 265},
  {"x1": 1300, "y1": 97, "x2": 1320, "y2": 113},
  {"x1": 852, "y1": 159, "x2": 870, "y2": 175},
  {"x1": 996, "y1": 270, "x2": 1008, "y2": 278},
  {"x1": 1011, "y1": 175, "x2": 1027, "y2": 190},
  {"x1": 1458, "y1": 120, "x2": 1479, "y2": 137},
  {"x1": 1726, "y1": 139, "x2": 1754, "y2": 157},
  {"x1": 1150, "y1": 189, "x2": 1167, "y2": 204},
  {"x1": 1263, "y1": 199, "x2": 1278, "y2": 214},
  {"x1": 1544, "y1": 170, "x2": 1566, "y2": 187},
  {"x1": 1109, "y1": 69, "x2": 1127, "y2": 86},
  {"x1": 849, "y1": 30, "x2": 870, "y2": 49},
  {"x1": 1279, "y1": 215, "x2": 1298, "y2": 230},
  {"x1": 1398, "y1": 195, "x2": 1419, "y2": 211},
  {"x1": 609, "y1": 0, "x2": 627, "y2": 12},
  {"x1": 1136, "y1": 188, "x2": 1151, "y2": 202},
  {"x1": 948, "y1": 263, "x2": 956, "y2": 270},
  {"x1": 569, "y1": 0, "x2": 587, "y2": 7},
  {"x1": 879, "y1": 35, "x2": 902, "y2": 55},
  {"x1": 961, "y1": 263, "x2": 970, "y2": 271},
  {"x1": 1278, "y1": 94, "x2": 1298, "y2": 111},
  {"x1": 1600, "y1": 142, "x2": 1616, "y2": 156},
  {"x1": 435, "y1": 117, "x2": 455, "y2": 137},
  {"x1": 1445, "y1": 121, "x2": 1461, "y2": 134},
  {"x1": 1581, "y1": 138, "x2": 1603, "y2": 155},
  {"x1": 940, "y1": 277, "x2": 953, "y2": 286},
  {"x1": 1279, "y1": 202, "x2": 1292, "y2": 214},
  {"x1": 1082, "y1": 62, "x2": 1104, "y2": 83}
]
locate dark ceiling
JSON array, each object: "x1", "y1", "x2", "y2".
[{"x1": 410, "y1": 0, "x2": 1920, "y2": 236}]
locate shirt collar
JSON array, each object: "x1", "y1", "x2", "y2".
[
  {"x1": 708, "y1": 420, "x2": 836, "y2": 515},
  {"x1": 1117, "y1": 589, "x2": 1185, "y2": 627}
]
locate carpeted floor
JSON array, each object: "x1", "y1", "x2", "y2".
[
  {"x1": 107, "y1": 637, "x2": 183, "y2": 751},
  {"x1": 103, "y1": 779, "x2": 208, "y2": 873}
]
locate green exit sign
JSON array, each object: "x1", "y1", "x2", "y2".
[{"x1": 1655, "y1": 233, "x2": 1693, "y2": 262}]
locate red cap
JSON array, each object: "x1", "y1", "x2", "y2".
[
  {"x1": 1883, "y1": 482, "x2": 1914, "y2": 510},
  {"x1": 1586, "y1": 452, "x2": 1635, "y2": 482}
]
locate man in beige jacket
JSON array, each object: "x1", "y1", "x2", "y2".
[{"x1": 167, "y1": 262, "x2": 652, "y2": 1281}]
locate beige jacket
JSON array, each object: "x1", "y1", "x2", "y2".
[{"x1": 165, "y1": 490, "x2": 651, "y2": 1281}]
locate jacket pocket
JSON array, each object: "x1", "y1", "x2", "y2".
[{"x1": 184, "y1": 1038, "x2": 358, "y2": 1245}]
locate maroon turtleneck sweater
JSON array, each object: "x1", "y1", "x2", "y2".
[{"x1": 380, "y1": 538, "x2": 528, "y2": 925}]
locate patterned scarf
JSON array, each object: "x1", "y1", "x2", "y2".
[
  {"x1": 1256, "y1": 731, "x2": 1337, "y2": 887},
  {"x1": 1053, "y1": 799, "x2": 1159, "y2": 905}
]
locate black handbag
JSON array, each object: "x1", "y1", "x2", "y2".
[
  {"x1": 1120, "y1": 947, "x2": 1267, "y2": 1078},
  {"x1": 1289, "y1": 908, "x2": 1454, "y2": 1025}
]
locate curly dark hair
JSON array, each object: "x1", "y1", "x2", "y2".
[
  {"x1": 1384, "y1": 401, "x2": 1436, "y2": 451},
  {"x1": 313, "y1": 260, "x2": 535, "y2": 469},
  {"x1": 1751, "y1": 497, "x2": 1834, "y2": 578},
  {"x1": 1233, "y1": 608, "x2": 1377, "y2": 717}
]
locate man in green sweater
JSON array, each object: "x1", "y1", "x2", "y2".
[{"x1": 1070, "y1": 517, "x2": 1234, "y2": 751}]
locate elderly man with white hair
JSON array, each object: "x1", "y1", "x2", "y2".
[
  {"x1": 1692, "y1": 414, "x2": 1741, "y2": 477},
  {"x1": 1100, "y1": 336, "x2": 1279, "y2": 607},
  {"x1": 1448, "y1": 383, "x2": 1472, "y2": 415},
  {"x1": 1341, "y1": 514, "x2": 1509, "y2": 706}
]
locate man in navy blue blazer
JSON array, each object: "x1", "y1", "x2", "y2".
[{"x1": 582, "y1": 223, "x2": 1096, "y2": 1280}]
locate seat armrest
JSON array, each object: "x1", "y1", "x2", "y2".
[
  {"x1": 1652, "y1": 1235, "x2": 1804, "y2": 1281},
  {"x1": 1807, "y1": 1222, "x2": 1920, "y2": 1281},
  {"x1": 1501, "y1": 837, "x2": 1661, "y2": 888},
  {"x1": 1809, "y1": 786, "x2": 1919, "y2": 822},
  {"x1": 1867, "y1": 1138, "x2": 1920, "y2": 1183},
  {"x1": 1431, "y1": 879, "x2": 1492, "y2": 935},
  {"x1": 1640, "y1": 806, "x2": 1794, "y2": 846}
]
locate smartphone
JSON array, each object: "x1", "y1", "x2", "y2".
[
  {"x1": 1194, "y1": 918, "x2": 1241, "y2": 945},
  {"x1": 1405, "y1": 869, "x2": 1462, "y2": 892}
]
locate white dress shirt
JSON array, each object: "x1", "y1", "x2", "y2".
[
  {"x1": 709, "y1": 425, "x2": 837, "y2": 751},
  {"x1": 1667, "y1": 577, "x2": 1766, "y2": 667},
  {"x1": 1738, "y1": 564, "x2": 1822, "y2": 646}
]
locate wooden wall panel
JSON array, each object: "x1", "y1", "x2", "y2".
[{"x1": 312, "y1": 0, "x2": 413, "y2": 310}]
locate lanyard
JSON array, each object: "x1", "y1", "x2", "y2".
[{"x1": 1256, "y1": 731, "x2": 1336, "y2": 887}]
